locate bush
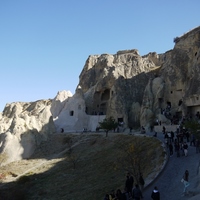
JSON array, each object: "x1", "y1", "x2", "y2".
[{"x1": 173, "y1": 37, "x2": 180, "y2": 43}]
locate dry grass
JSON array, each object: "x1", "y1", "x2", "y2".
[{"x1": 0, "y1": 133, "x2": 165, "y2": 200}]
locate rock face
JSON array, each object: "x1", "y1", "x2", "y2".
[
  {"x1": 0, "y1": 100, "x2": 55, "y2": 165},
  {"x1": 51, "y1": 89, "x2": 87, "y2": 132},
  {"x1": 81, "y1": 50, "x2": 175, "y2": 130},
  {"x1": 78, "y1": 26, "x2": 200, "y2": 129},
  {"x1": 78, "y1": 50, "x2": 162, "y2": 129},
  {"x1": 0, "y1": 26, "x2": 200, "y2": 164},
  {"x1": 51, "y1": 89, "x2": 105, "y2": 132}
]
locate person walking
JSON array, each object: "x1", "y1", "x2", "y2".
[
  {"x1": 171, "y1": 131, "x2": 174, "y2": 142},
  {"x1": 132, "y1": 184, "x2": 143, "y2": 200},
  {"x1": 115, "y1": 189, "x2": 124, "y2": 200},
  {"x1": 195, "y1": 139, "x2": 200, "y2": 153},
  {"x1": 104, "y1": 194, "x2": 109, "y2": 200},
  {"x1": 174, "y1": 140, "x2": 180, "y2": 157},
  {"x1": 162, "y1": 126, "x2": 166, "y2": 134},
  {"x1": 125, "y1": 173, "x2": 134, "y2": 196},
  {"x1": 183, "y1": 142, "x2": 188, "y2": 156},
  {"x1": 182, "y1": 170, "x2": 190, "y2": 195},
  {"x1": 169, "y1": 143, "x2": 173, "y2": 156},
  {"x1": 139, "y1": 173, "x2": 145, "y2": 191},
  {"x1": 151, "y1": 186, "x2": 160, "y2": 200}
]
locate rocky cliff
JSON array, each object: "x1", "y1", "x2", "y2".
[
  {"x1": 0, "y1": 100, "x2": 55, "y2": 164},
  {"x1": 0, "y1": 26, "x2": 200, "y2": 164},
  {"x1": 78, "y1": 26, "x2": 200, "y2": 129}
]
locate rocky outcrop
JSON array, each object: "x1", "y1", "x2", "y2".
[
  {"x1": 0, "y1": 100, "x2": 55, "y2": 165},
  {"x1": 158, "y1": 26, "x2": 200, "y2": 118},
  {"x1": 51, "y1": 89, "x2": 88, "y2": 132},
  {"x1": 77, "y1": 26, "x2": 200, "y2": 129},
  {"x1": 78, "y1": 50, "x2": 163, "y2": 128},
  {"x1": 51, "y1": 88, "x2": 105, "y2": 133}
]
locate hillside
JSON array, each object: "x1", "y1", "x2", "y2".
[{"x1": 0, "y1": 132, "x2": 165, "y2": 200}]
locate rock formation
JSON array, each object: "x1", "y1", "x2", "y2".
[
  {"x1": 0, "y1": 26, "x2": 200, "y2": 164},
  {"x1": 0, "y1": 100, "x2": 55, "y2": 165},
  {"x1": 78, "y1": 26, "x2": 200, "y2": 129}
]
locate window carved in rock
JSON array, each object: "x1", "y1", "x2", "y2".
[{"x1": 101, "y1": 89, "x2": 110, "y2": 101}]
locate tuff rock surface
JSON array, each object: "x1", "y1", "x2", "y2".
[
  {"x1": 78, "y1": 26, "x2": 200, "y2": 129},
  {"x1": 0, "y1": 26, "x2": 200, "y2": 164},
  {"x1": 0, "y1": 100, "x2": 55, "y2": 164}
]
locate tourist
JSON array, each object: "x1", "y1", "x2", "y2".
[
  {"x1": 169, "y1": 142, "x2": 173, "y2": 156},
  {"x1": 153, "y1": 132, "x2": 157, "y2": 137},
  {"x1": 109, "y1": 190, "x2": 116, "y2": 200},
  {"x1": 115, "y1": 189, "x2": 124, "y2": 200},
  {"x1": 139, "y1": 173, "x2": 145, "y2": 191},
  {"x1": 132, "y1": 184, "x2": 143, "y2": 200},
  {"x1": 180, "y1": 142, "x2": 185, "y2": 156},
  {"x1": 174, "y1": 140, "x2": 180, "y2": 157},
  {"x1": 162, "y1": 126, "x2": 166, "y2": 134},
  {"x1": 186, "y1": 131, "x2": 190, "y2": 142},
  {"x1": 103, "y1": 194, "x2": 109, "y2": 200},
  {"x1": 196, "y1": 139, "x2": 200, "y2": 153},
  {"x1": 190, "y1": 133, "x2": 195, "y2": 146},
  {"x1": 183, "y1": 142, "x2": 188, "y2": 156},
  {"x1": 171, "y1": 131, "x2": 174, "y2": 142},
  {"x1": 122, "y1": 187, "x2": 130, "y2": 200},
  {"x1": 125, "y1": 172, "x2": 134, "y2": 196},
  {"x1": 141, "y1": 126, "x2": 146, "y2": 134},
  {"x1": 151, "y1": 186, "x2": 160, "y2": 200},
  {"x1": 182, "y1": 170, "x2": 190, "y2": 195}
]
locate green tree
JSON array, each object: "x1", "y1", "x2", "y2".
[
  {"x1": 184, "y1": 119, "x2": 200, "y2": 139},
  {"x1": 98, "y1": 116, "x2": 118, "y2": 137}
]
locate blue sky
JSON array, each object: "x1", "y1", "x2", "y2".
[{"x1": 0, "y1": 0, "x2": 199, "y2": 112}]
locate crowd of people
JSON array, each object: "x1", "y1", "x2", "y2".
[
  {"x1": 103, "y1": 110, "x2": 200, "y2": 199},
  {"x1": 103, "y1": 124, "x2": 195, "y2": 199},
  {"x1": 160, "y1": 113, "x2": 198, "y2": 196},
  {"x1": 162, "y1": 120, "x2": 200, "y2": 158},
  {"x1": 161, "y1": 121, "x2": 196, "y2": 196},
  {"x1": 103, "y1": 172, "x2": 160, "y2": 200}
]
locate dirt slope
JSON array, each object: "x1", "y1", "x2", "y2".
[{"x1": 0, "y1": 132, "x2": 165, "y2": 200}]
